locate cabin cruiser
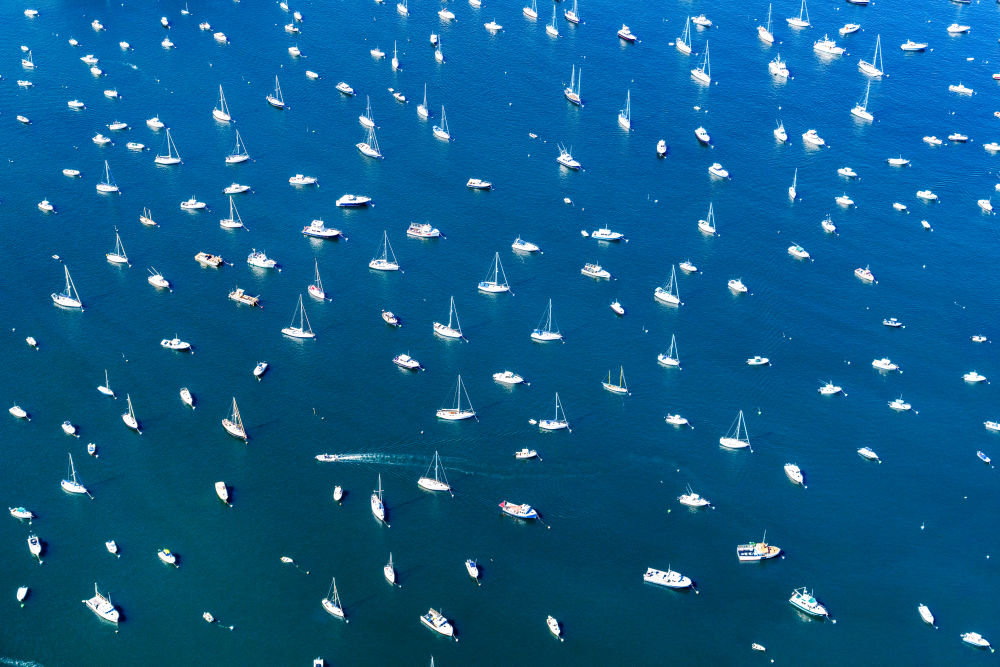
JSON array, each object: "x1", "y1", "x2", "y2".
[
  {"x1": 289, "y1": 174, "x2": 318, "y2": 186},
  {"x1": 224, "y1": 183, "x2": 250, "y2": 194},
  {"x1": 617, "y1": 25, "x2": 636, "y2": 42},
  {"x1": 916, "y1": 190, "x2": 938, "y2": 201},
  {"x1": 556, "y1": 145, "x2": 581, "y2": 170},
  {"x1": 180, "y1": 197, "x2": 206, "y2": 210},
  {"x1": 302, "y1": 220, "x2": 341, "y2": 239},
  {"x1": 643, "y1": 567, "x2": 692, "y2": 589},
  {"x1": 840, "y1": 23, "x2": 860, "y2": 36},
  {"x1": 92, "y1": 133, "x2": 111, "y2": 146},
  {"x1": 901, "y1": 40, "x2": 927, "y2": 51},
  {"x1": 963, "y1": 371, "x2": 987, "y2": 383},
  {"x1": 678, "y1": 487, "x2": 708, "y2": 507},
  {"x1": 887, "y1": 156, "x2": 910, "y2": 166},
  {"x1": 813, "y1": 36, "x2": 845, "y2": 56},
  {"x1": 789, "y1": 588, "x2": 828, "y2": 617},
  {"x1": 769, "y1": 56, "x2": 790, "y2": 78},
  {"x1": 335, "y1": 82, "x2": 355, "y2": 96},
  {"x1": 854, "y1": 266, "x2": 876, "y2": 283},
  {"x1": 883, "y1": 317, "x2": 903, "y2": 328},
  {"x1": 393, "y1": 353, "x2": 422, "y2": 370},
  {"x1": 708, "y1": 163, "x2": 730, "y2": 179},
  {"x1": 818, "y1": 381, "x2": 843, "y2": 395},
  {"x1": 835, "y1": 194, "x2": 854, "y2": 207},
  {"x1": 691, "y1": 14, "x2": 712, "y2": 27},
  {"x1": 962, "y1": 633, "x2": 991, "y2": 649},
  {"x1": 37, "y1": 200, "x2": 55, "y2": 213},
  {"x1": 893, "y1": 203, "x2": 907, "y2": 212},
  {"x1": 695, "y1": 127, "x2": 711, "y2": 144},
  {"x1": 420, "y1": 608, "x2": 455, "y2": 637},
  {"x1": 493, "y1": 371, "x2": 525, "y2": 385},
  {"x1": 785, "y1": 463, "x2": 805, "y2": 485},
  {"x1": 336, "y1": 194, "x2": 371, "y2": 207},
  {"x1": 467, "y1": 178, "x2": 493, "y2": 190},
  {"x1": 247, "y1": 249, "x2": 278, "y2": 269},
  {"x1": 161, "y1": 337, "x2": 192, "y2": 351},
  {"x1": 888, "y1": 397, "x2": 912, "y2": 412},
  {"x1": 872, "y1": 358, "x2": 898, "y2": 371},
  {"x1": 127, "y1": 142, "x2": 145, "y2": 151},
  {"x1": 948, "y1": 133, "x2": 968, "y2": 142},
  {"x1": 581, "y1": 263, "x2": 611, "y2": 279},
  {"x1": 747, "y1": 356, "x2": 770, "y2": 366},
  {"x1": 499, "y1": 501, "x2": 538, "y2": 520},
  {"x1": 787, "y1": 244, "x2": 810, "y2": 260},
  {"x1": 656, "y1": 140, "x2": 668, "y2": 157},
  {"x1": 949, "y1": 83, "x2": 973, "y2": 95},
  {"x1": 802, "y1": 129, "x2": 825, "y2": 146},
  {"x1": 407, "y1": 222, "x2": 441, "y2": 238},
  {"x1": 591, "y1": 227, "x2": 624, "y2": 241},
  {"x1": 984, "y1": 143, "x2": 1000, "y2": 153},
  {"x1": 737, "y1": 538, "x2": 781, "y2": 562},
  {"x1": 728, "y1": 278, "x2": 748, "y2": 294},
  {"x1": 512, "y1": 237, "x2": 540, "y2": 253},
  {"x1": 108, "y1": 121, "x2": 128, "y2": 131},
  {"x1": 157, "y1": 548, "x2": 177, "y2": 565},
  {"x1": 947, "y1": 23, "x2": 970, "y2": 34}
]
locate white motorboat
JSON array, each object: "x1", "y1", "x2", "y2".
[
  {"x1": 336, "y1": 194, "x2": 371, "y2": 208},
  {"x1": 789, "y1": 588, "x2": 828, "y2": 617},
  {"x1": 371, "y1": 46, "x2": 385, "y2": 59},
  {"x1": 695, "y1": 127, "x2": 711, "y2": 144},
  {"x1": 802, "y1": 129, "x2": 825, "y2": 147},
  {"x1": 785, "y1": 463, "x2": 805, "y2": 486},
  {"x1": 737, "y1": 535, "x2": 782, "y2": 562},
  {"x1": 180, "y1": 196, "x2": 206, "y2": 210},
  {"x1": 814, "y1": 35, "x2": 845, "y2": 56},
  {"x1": 499, "y1": 500, "x2": 539, "y2": 519},
  {"x1": 420, "y1": 608, "x2": 454, "y2": 637},
  {"x1": 253, "y1": 361, "x2": 268, "y2": 378},
  {"x1": 836, "y1": 194, "x2": 855, "y2": 207},
  {"x1": 103, "y1": 89, "x2": 119, "y2": 99},
  {"x1": 215, "y1": 481, "x2": 229, "y2": 504},
  {"x1": 617, "y1": 24, "x2": 636, "y2": 42},
  {"x1": 889, "y1": 396, "x2": 912, "y2": 412},
  {"x1": 407, "y1": 222, "x2": 441, "y2": 239},
  {"x1": 949, "y1": 83, "x2": 973, "y2": 95},
  {"x1": 531, "y1": 299, "x2": 563, "y2": 342},
  {"x1": 467, "y1": 178, "x2": 492, "y2": 190},
  {"x1": 282, "y1": 295, "x2": 315, "y2": 339},
  {"x1": 719, "y1": 410, "x2": 751, "y2": 450},
  {"x1": 643, "y1": 567, "x2": 692, "y2": 589},
  {"x1": 788, "y1": 244, "x2": 810, "y2": 260},
  {"x1": 10, "y1": 507, "x2": 34, "y2": 520},
  {"x1": 708, "y1": 163, "x2": 729, "y2": 179},
  {"x1": 691, "y1": 14, "x2": 712, "y2": 27},
  {"x1": 62, "y1": 421, "x2": 78, "y2": 436},
  {"x1": 678, "y1": 485, "x2": 709, "y2": 507},
  {"x1": 224, "y1": 183, "x2": 251, "y2": 195},
  {"x1": 871, "y1": 358, "x2": 898, "y2": 372},
  {"x1": 93, "y1": 133, "x2": 111, "y2": 146},
  {"x1": 108, "y1": 121, "x2": 128, "y2": 131},
  {"x1": 728, "y1": 278, "x2": 748, "y2": 294},
  {"x1": 28, "y1": 534, "x2": 42, "y2": 560},
  {"x1": 302, "y1": 220, "x2": 341, "y2": 239},
  {"x1": 494, "y1": 370, "x2": 525, "y2": 385},
  {"x1": 961, "y1": 632, "x2": 991, "y2": 649},
  {"x1": 610, "y1": 300, "x2": 626, "y2": 316},
  {"x1": 591, "y1": 227, "x2": 624, "y2": 242},
  {"x1": 984, "y1": 143, "x2": 1000, "y2": 153},
  {"x1": 538, "y1": 392, "x2": 569, "y2": 430},
  {"x1": 436, "y1": 375, "x2": 476, "y2": 420},
  {"x1": 160, "y1": 336, "x2": 191, "y2": 352},
  {"x1": 840, "y1": 23, "x2": 860, "y2": 36},
  {"x1": 657, "y1": 140, "x2": 668, "y2": 157},
  {"x1": 883, "y1": 317, "x2": 903, "y2": 328},
  {"x1": 105, "y1": 540, "x2": 118, "y2": 556},
  {"x1": 393, "y1": 353, "x2": 421, "y2": 371},
  {"x1": 289, "y1": 174, "x2": 318, "y2": 186},
  {"x1": 916, "y1": 190, "x2": 938, "y2": 202},
  {"x1": 901, "y1": 40, "x2": 927, "y2": 52},
  {"x1": 838, "y1": 167, "x2": 858, "y2": 178},
  {"x1": 213, "y1": 32, "x2": 228, "y2": 43},
  {"x1": 83, "y1": 584, "x2": 119, "y2": 623},
  {"x1": 858, "y1": 446, "x2": 880, "y2": 462},
  {"x1": 972, "y1": 335, "x2": 989, "y2": 344},
  {"x1": 9, "y1": 406, "x2": 29, "y2": 420},
  {"x1": 158, "y1": 548, "x2": 177, "y2": 566},
  {"x1": 666, "y1": 414, "x2": 689, "y2": 427},
  {"x1": 515, "y1": 448, "x2": 538, "y2": 460},
  {"x1": 512, "y1": 236, "x2": 540, "y2": 253},
  {"x1": 556, "y1": 144, "x2": 581, "y2": 170},
  {"x1": 948, "y1": 133, "x2": 968, "y2": 143},
  {"x1": 963, "y1": 371, "x2": 987, "y2": 383},
  {"x1": 819, "y1": 381, "x2": 843, "y2": 396},
  {"x1": 332, "y1": 486, "x2": 344, "y2": 502},
  {"x1": 126, "y1": 142, "x2": 145, "y2": 151},
  {"x1": 92, "y1": 19, "x2": 104, "y2": 30},
  {"x1": 747, "y1": 356, "x2": 770, "y2": 366},
  {"x1": 854, "y1": 266, "x2": 876, "y2": 283},
  {"x1": 485, "y1": 19, "x2": 502, "y2": 32},
  {"x1": 417, "y1": 451, "x2": 452, "y2": 492},
  {"x1": 37, "y1": 199, "x2": 55, "y2": 213},
  {"x1": 947, "y1": 23, "x2": 970, "y2": 34},
  {"x1": 923, "y1": 136, "x2": 942, "y2": 146},
  {"x1": 247, "y1": 249, "x2": 278, "y2": 270},
  {"x1": 918, "y1": 604, "x2": 935, "y2": 626}
]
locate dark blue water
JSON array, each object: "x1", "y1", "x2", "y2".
[{"x1": 2, "y1": 0, "x2": 1000, "y2": 664}]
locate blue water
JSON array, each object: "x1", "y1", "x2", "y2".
[{"x1": 2, "y1": 0, "x2": 1000, "y2": 664}]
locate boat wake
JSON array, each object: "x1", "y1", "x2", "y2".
[{"x1": 1, "y1": 659, "x2": 43, "y2": 667}]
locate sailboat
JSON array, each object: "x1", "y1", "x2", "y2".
[
  {"x1": 546, "y1": 6, "x2": 559, "y2": 37},
  {"x1": 417, "y1": 451, "x2": 453, "y2": 493},
  {"x1": 436, "y1": 375, "x2": 476, "y2": 420},
  {"x1": 433, "y1": 296, "x2": 464, "y2": 339},
  {"x1": 154, "y1": 128, "x2": 182, "y2": 165},
  {"x1": 51, "y1": 265, "x2": 83, "y2": 309},
  {"x1": 371, "y1": 474, "x2": 387, "y2": 523},
  {"x1": 564, "y1": 0, "x2": 580, "y2": 24},
  {"x1": 564, "y1": 65, "x2": 583, "y2": 106},
  {"x1": 602, "y1": 367, "x2": 630, "y2": 395},
  {"x1": 851, "y1": 81, "x2": 874, "y2": 122},
  {"x1": 369, "y1": 231, "x2": 399, "y2": 270},
  {"x1": 433, "y1": 106, "x2": 451, "y2": 141},
  {"x1": 121, "y1": 393, "x2": 141, "y2": 433},
  {"x1": 786, "y1": 0, "x2": 810, "y2": 27},
  {"x1": 266, "y1": 75, "x2": 285, "y2": 109},
  {"x1": 478, "y1": 252, "x2": 510, "y2": 293},
  {"x1": 321, "y1": 577, "x2": 346, "y2": 619},
  {"x1": 106, "y1": 229, "x2": 130, "y2": 265},
  {"x1": 653, "y1": 265, "x2": 681, "y2": 306},
  {"x1": 539, "y1": 392, "x2": 569, "y2": 430},
  {"x1": 531, "y1": 299, "x2": 563, "y2": 341},
  {"x1": 719, "y1": 410, "x2": 752, "y2": 450},
  {"x1": 691, "y1": 42, "x2": 711, "y2": 84},
  {"x1": 97, "y1": 370, "x2": 115, "y2": 397},
  {"x1": 61, "y1": 453, "x2": 88, "y2": 494},
  {"x1": 858, "y1": 34, "x2": 884, "y2": 77},
  {"x1": 758, "y1": 4, "x2": 774, "y2": 43},
  {"x1": 617, "y1": 90, "x2": 631, "y2": 130},
  {"x1": 676, "y1": 16, "x2": 692, "y2": 54},
  {"x1": 698, "y1": 202, "x2": 718, "y2": 235},
  {"x1": 397, "y1": 0, "x2": 408, "y2": 16},
  {"x1": 523, "y1": 0, "x2": 538, "y2": 19},
  {"x1": 357, "y1": 124, "x2": 382, "y2": 159},
  {"x1": 657, "y1": 334, "x2": 681, "y2": 367},
  {"x1": 391, "y1": 41, "x2": 400, "y2": 71},
  {"x1": 282, "y1": 295, "x2": 315, "y2": 339},
  {"x1": 435, "y1": 36, "x2": 444, "y2": 63},
  {"x1": 308, "y1": 259, "x2": 326, "y2": 300},
  {"x1": 96, "y1": 160, "x2": 119, "y2": 193},
  {"x1": 220, "y1": 196, "x2": 244, "y2": 229},
  {"x1": 384, "y1": 553, "x2": 397, "y2": 585},
  {"x1": 788, "y1": 168, "x2": 798, "y2": 200},
  {"x1": 417, "y1": 83, "x2": 430, "y2": 119},
  {"x1": 225, "y1": 130, "x2": 250, "y2": 164},
  {"x1": 213, "y1": 84, "x2": 232, "y2": 122},
  {"x1": 359, "y1": 96, "x2": 376, "y2": 129},
  {"x1": 222, "y1": 397, "x2": 247, "y2": 440}
]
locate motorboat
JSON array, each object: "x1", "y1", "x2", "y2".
[
  {"x1": 161, "y1": 37, "x2": 174, "y2": 48},
  {"x1": 728, "y1": 278, "x2": 748, "y2": 294},
  {"x1": 708, "y1": 163, "x2": 729, "y2": 179},
  {"x1": 840, "y1": 23, "x2": 860, "y2": 35},
  {"x1": 789, "y1": 588, "x2": 828, "y2": 617},
  {"x1": 695, "y1": 127, "x2": 711, "y2": 144},
  {"x1": 93, "y1": 133, "x2": 111, "y2": 146},
  {"x1": 214, "y1": 32, "x2": 228, "y2": 43},
  {"x1": 787, "y1": 244, "x2": 810, "y2": 260},
  {"x1": 393, "y1": 353, "x2": 422, "y2": 371},
  {"x1": 485, "y1": 19, "x2": 502, "y2": 32},
  {"x1": 918, "y1": 604, "x2": 935, "y2": 626},
  {"x1": 28, "y1": 534, "x2": 42, "y2": 560},
  {"x1": 591, "y1": 227, "x2": 624, "y2": 241},
  {"x1": 978, "y1": 451, "x2": 992, "y2": 465},
  {"x1": 985, "y1": 143, "x2": 1000, "y2": 153},
  {"x1": 420, "y1": 608, "x2": 454, "y2": 637},
  {"x1": 858, "y1": 446, "x2": 881, "y2": 462},
  {"x1": 247, "y1": 249, "x2": 278, "y2": 270},
  {"x1": 335, "y1": 82, "x2": 355, "y2": 96},
  {"x1": 666, "y1": 414, "x2": 689, "y2": 427},
  {"x1": 407, "y1": 222, "x2": 441, "y2": 238},
  {"x1": 9, "y1": 507, "x2": 34, "y2": 520},
  {"x1": 871, "y1": 358, "x2": 898, "y2": 372},
  {"x1": 916, "y1": 190, "x2": 938, "y2": 201},
  {"x1": 499, "y1": 501, "x2": 538, "y2": 519},
  {"x1": 556, "y1": 144, "x2": 581, "y2": 170},
  {"x1": 838, "y1": 167, "x2": 858, "y2": 178},
  {"x1": 224, "y1": 183, "x2": 251, "y2": 194},
  {"x1": 961, "y1": 633, "x2": 991, "y2": 649},
  {"x1": 177, "y1": 387, "x2": 192, "y2": 409},
  {"x1": 306, "y1": 70, "x2": 319, "y2": 79},
  {"x1": 678, "y1": 486, "x2": 709, "y2": 507},
  {"x1": 769, "y1": 56, "x2": 790, "y2": 78},
  {"x1": 302, "y1": 220, "x2": 340, "y2": 239},
  {"x1": 617, "y1": 25, "x2": 636, "y2": 42},
  {"x1": 382, "y1": 310, "x2": 400, "y2": 327},
  {"x1": 923, "y1": 136, "x2": 942, "y2": 146},
  {"x1": 949, "y1": 83, "x2": 973, "y2": 95},
  {"x1": 948, "y1": 133, "x2": 968, "y2": 142},
  {"x1": 83, "y1": 584, "x2": 119, "y2": 623},
  {"x1": 836, "y1": 194, "x2": 855, "y2": 207},
  {"x1": 127, "y1": 142, "x2": 145, "y2": 151},
  {"x1": 854, "y1": 266, "x2": 876, "y2": 283},
  {"x1": 158, "y1": 548, "x2": 178, "y2": 566},
  {"x1": 289, "y1": 174, "x2": 318, "y2": 186},
  {"x1": 547, "y1": 615, "x2": 561, "y2": 638},
  {"x1": 194, "y1": 252, "x2": 224, "y2": 268},
  {"x1": 643, "y1": 567, "x2": 692, "y2": 589},
  {"x1": 92, "y1": 19, "x2": 104, "y2": 30},
  {"x1": 336, "y1": 194, "x2": 372, "y2": 207},
  {"x1": 104, "y1": 89, "x2": 119, "y2": 99},
  {"x1": 802, "y1": 129, "x2": 825, "y2": 146},
  {"x1": 785, "y1": 463, "x2": 805, "y2": 486},
  {"x1": 610, "y1": 300, "x2": 626, "y2": 316},
  {"x1": 515, "y1": 448, "x2": 538, "y2": 460},
  {"x1": 947, "y1": 23, "x2": 970, "y2": 34},
  {"x1": 901, "y1": 40, "x2": 927, "y2": 52},
  {"x1": 818, "y1": 381, "x2": 843, "y2": 395},
  {"x1": 62, "y1": 421, "x2": 78, "y2": 436},
  {"x1": 180, "y1": 197, "x2": 206, "y2": 210},
  {"x1": 68, "y1": 99, "x2": 85, "y2": 110},
  {"x1": 813, "y1": 36, "x2": 845, "y2": 56},
  {"x1": 656, "y1": 140, "x2": 668, "y2": 157},
  {"x1": 160, "y1": 337, "x2": 192, "y2": 351},
  {"x1": 512, "y1": 236, "x2": 540, "y2": 253},
  {"x1": 229, "y1": 288, "x2": 259, "y2": 307},
  {"x1": 493, "y1": 371, "x2": 525, "y2": 385},
  {"x1": 9, "y1": 406, "x2": 29, "y2": 419},
  {"x1": 972, "y1": 335, "x2": 989, "y2": 343},
  {"x1": 467, "y1": 178, "x2": 492, "y2": 190},
  {"x1": 108, "y1": 121, "x2": 128, "y2": 131},
  {"x1": 889, "y1": 396, "x2": 912, "y2": 412},
  {"x1": 963, "y1": 371, "x2": 987, "y2": 383},
  {"x1": 737, "y1": 537, "x2": 781, "y2": 562},
  {"x1": 883, "y1": 317, "x2": 903, "y2": 328},
  {"x1": 315, "y1": 454, "x2": 339, "y2": 462},
  {"x1": 37, "y1": 200, "x2": 55, "y2": 213},
  {"x1": 691, "y1": 14, "x2": 712, "y2": 27},
  {"x1": 887, "y1": 156, "x2": 910, "y2": 166},
  {"x1": 747, "y1": 356, "x2": 770, "y2": 366}
]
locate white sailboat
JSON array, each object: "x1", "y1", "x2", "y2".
[
  {"x1": 433, "y1": 106, "x2": 451, "y2": 141},
  {"x1": 677, "y1": 16, "x2": 692, "y2": 54},
  {"x1": 369, "y1": 231, "x2": 399, "y2": 270},
  {"x1": 219, "y1": 196, "x2": 244, "y2": 229},
  {"x1": 52, "y1": 265, "x2": 83, "y2": 309},
  {"x1": 433, "y1": 296, "x2": 465, "y2": 339},
  {"x1": 308, "y1": 259, "x2": 326, "y2": 300},
  {"x1": 357, "y1": 124, "x2": 382, "y2": 159},
  {"x1": 417, "y1": 83, "x2": 430, "y2": 118},
  {"x1": 858, "y1": 34, "x2": 884, "y2": 77},
  {"x1": 653, "y1": 265, "x2": 682, "y2": 306},
  {"x1": 851, "y1": 80, "x2": 874, "y2": 122},
  {"x1": 97, "y1": 370, "x2": 115, "y2": 397},
  {"x1": 603, "y1": 366, "x2": 630, "y2": 395},
  {"x1": 371, "y1": 474, "x2": 387, "y2": 523},
  {"x1": 96, "y1": 160, "x2": 119, "y2": 193},
  {"x1": 154, "y1": 128, "x2": 182, "y2": 165},
  {"x1": 531, "y1": 299, "x2": 563, "y2": 341},
  {"x1": 417, "y1": 450, "x2": 453, "y2": 493},
  {"x1": 617, "y1": 90, "x2": 631, "y2": 130},
  {"x1": 719, "y1": 410, "x2": 752, "y2": 450},
  {"x1": 788, "y1": 168, "x2": 798, "y2": 200},
  {"x1": 321, "y1": 577, "x2": 346, "y2": 619},
  {"x1": 282, "y1": 294, "x2": 315, "y2": 339},
  {"x1": 359, "y1": 96, "x2": 376, "y2": 129},
  {"x1": 698, "y1": 202, "x2": 718, "y2": 235},
  {"x1": 213, "y1": 84, "x2": 232, "y2": 122},
  {"x1": 222, "y1": 397, "x2": 247, "y2": 440},
  {"x1": 564, "y1": 0, "x2": 580, "y2": 24},
  {"x1": 392, "y1": 41, "x2": 400, "y2": 71},
  {"x1": 384, "y1": 553, "x2": 397, "y2": 585},
  {"x1": 564, "y1": 65, "x2": 583, "y2": 106},
  {"x1": 478, "y1": 252, "x2": 510, "y2": 293},
  {"x1": 758, "y1": 4, "x2": 774, "y2": 43},
  {"x1": 691, "y1": 42, "x2": 711, "y2": 84},
  {"x1": 787, "y1": 0, "x2": 810, "y2": 28},
  {"x1": 657, "y1": 334, "x2": 681, "y2": 367},
  {"x1": 106, "y1": 229, "x2": 130, "y2": 265},
  {"x1": 121, "y1": 394, "x2": 140, "y2": 433},
  {"x1": 546, "y1": 6, "x2": 559, "y2": 37},
  {"x1": 538, "y1": 392, "x2": 569, "y2": 430},
  {"x1": 266, "y1": 75, "x2": 285, "y2": 109},
  {"x1": 436, "y1": 375, "x2": 476, "y2": 420},
  {"x1": 61, "y1": 453, "x2": 88, "y2": 494},
  {"x1": 225, "y1": 130, "x2": 250, "y2": 164}
]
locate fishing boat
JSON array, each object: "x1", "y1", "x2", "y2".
[
  {"x1": 859, "y1": 35, "x2": 884, "y2": 77},
  {"x1": 758, "y1": 4, "x2": 774, "y2": 43},
  {"x1": 851, "y1": 81, "x2": 874, "y2": 122},
  {"x1": 581, "y1": 263, "x2": 610, "y2": 279},
  {"x1": 602, "y1": 367, "x2": 629, "y2": 395},
  {"x1": 371, "y1": 474, "x2": 387, "y2": 523},
  {"x1": 538, "y1": 392, "x2": 569, "y2": 430},
  {"x1": 302, "y1": 219, "x2": 340, "y2": 239},
  {"x1": 499, "y1": 501, "x2": 538, "y2": 520},
  {"x1": 769, "y1": 55, "x2": 789, "y2": 79},
  {"x1": 420, "y1": 608, "x2": 454, "y2": 637},
  {"x1": 266, "y1": 75, "x2": 285, "y2": 109},
  {"x1": 654, "y1": 265, "x2": 682, "y2": 306},
  {"x1": 658, "y1": 334, "x2": 681, "y2": 368},
  {"x1": 83, "y1": 584, "x2": 119, "y2": 624},
  {"x1": 678, "y1": 486, "x2": 709, "y2": 507},
  {"x1": 222, "y1": 397, "x2": 247, "y2": 440},
  {"x1": 357, "y1": 124, "x2": 383, "y2": 159},
  {"x1": 855, "y1": 266, "x2": 876, "y2": 283},
  {"x1": 719, "y1": 410, "x2": 751, "y2": 450},
  {"x1": 871, "y1": 358, "x2": 898, "y2": 372},
  {"x1": 591, "y1": 227, "x2": 624, "y2": 241},
  {"x1": 96, "y1": 160, "x2": 119, "y2": 193},
  {"x1": 691, "y1": 43, "x2": 711, "y2": 84},
  {"x1": 436, "y1": 375, "x2": 476, "y2": 420},
  {"x1": 370, "y1": 231, "x2": 399, "y2": 271},
  {"x1": 432, "y1": 106, "x2": 451, "y2": 141},
  {"x1": 181, "y1": 196, "x2": 207, "y2": 210},
  {"x1": 418, "y1": 451, "x2": 452, "y2": 492},
  {"x1": 611, "y1": 300, "x2": 626, "y2": 316},
  {"x1": 61, "y1": 453, "x2": 88, "y2": 494},
  {"x1": 787, "y1": 0, "x2": 810, "y2": 27},
  {"x1": 215, "y1": 481, "x2": 229, "y2": 504},
  {"x1": 105, "y1": 540, "x2": 118, "y2": 555},
  {"x1": 154, "y1": 128, "x2": 182, "y2": 165},
  {"x1": 384, "y1": 553, "x2": 397, "y2": 585},
  {"x1": 737, "y1": 533, "x2": 782, "y2": 561},
  {"x1": 677, "y1": 16, "x2": 693, "y2": 54},
  {"x1": 789, "y1": 588, "x2": 828, "y2": 617},
  {"x1": 643, "y1": 567, "x2": 692, "y2": 589},
  {"x1": 556, "y1": 144, "x2": 581, "y2": 170},
  {"x1": 821, "y1": 215, "x2": 837, "y2": 234},
  {"x1": 225, "y1": 130, "x2": 250, "y2": 164},
  {"x1": 785, "y1": 463, "x2": 805, "y2": 485},
  {"x1": 282, "y1": 295, "x2": 315, "y2": 339},
  {"x1": 465, "y1": 559, "x2": 480, "y2": 580},
  {"x1": 121, "y1": 394, "x2": 140, "y2": 432},
  {"x1": 531, "y1": 299, "x2": 563, "y2": 342},
  {"x1": 564, "y1": 65, "x2": 583, "y2": 106},
  {"x1": 247, "y1": 249, "x2": 277, "y2": 270},
  {"x1": 213, "y1": 85, "x2": 232, "y2": 122}
]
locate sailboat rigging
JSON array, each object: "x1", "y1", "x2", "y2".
[
  {"x1": 719, "y1": 410, "x2": 753, "y2": 451},
  {"x1": 266, "y1": 75, "x2": 285, "y2": 109},
  {"x1": 436, "y1": 375, "x2": 476, "y2": 420},
  {"x1": 122, "y1": 394, "x2": 141, "y2": 433}
]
